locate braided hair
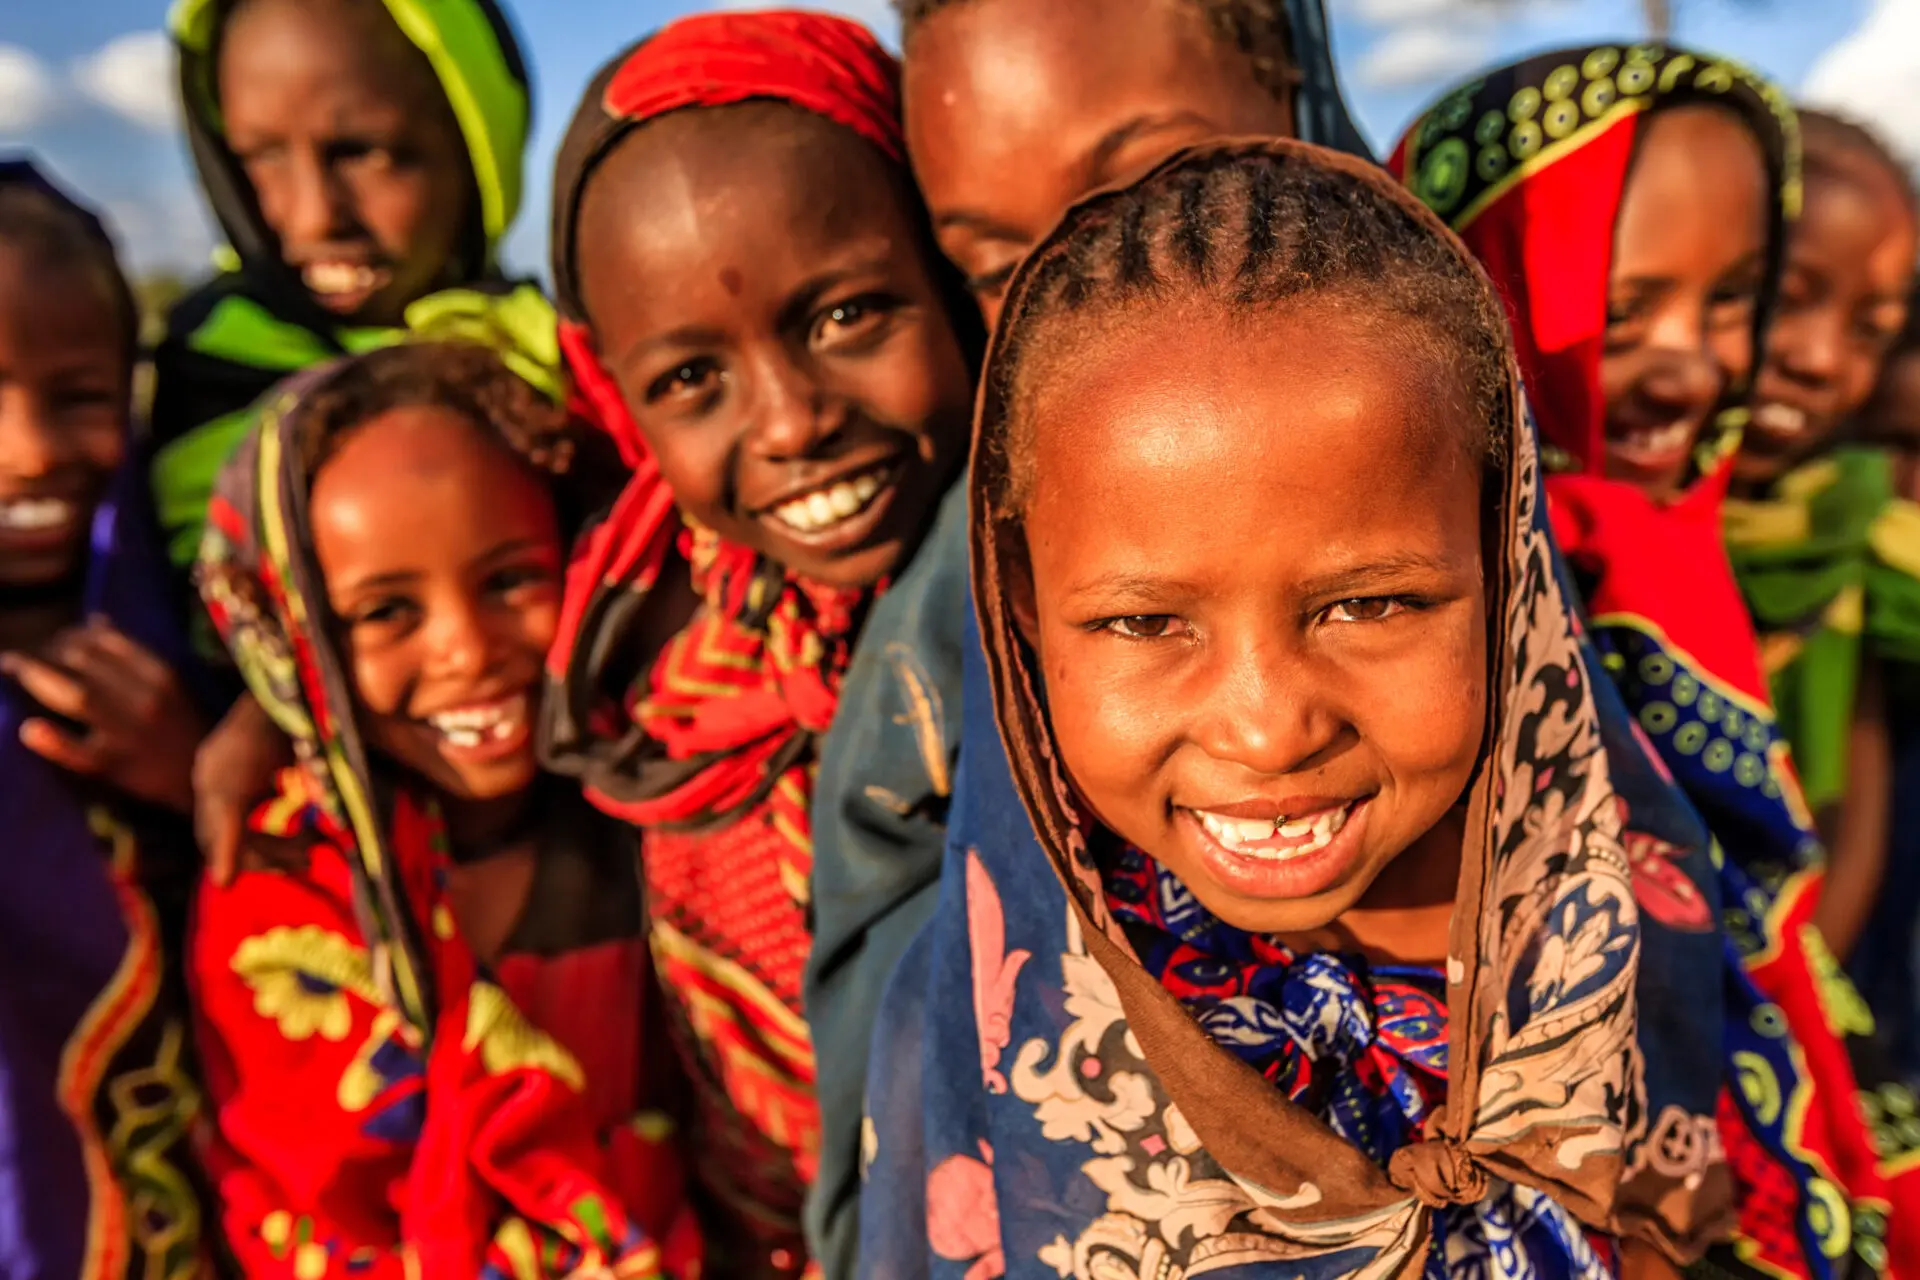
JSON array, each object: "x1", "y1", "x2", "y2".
[
  {"x1": 982, "y1": 143, "x2": 1512, "y2": 514},
  {"x1": 297, "y1": 340, "x2": 618, "y2": 535},
  {"x1": 895, "y1": 0, "x2": 1300, "y2": 99}
]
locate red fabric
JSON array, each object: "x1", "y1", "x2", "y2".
[
  {"x1": 1387, "y1": 117, "x2": 1770, "y2": 702},
  {"x1": 189, "y1": 786, "x2": 699, "y2": 1279},
  {"x1": 602, "y1": 9, "x2": 902, "y2": 165}
]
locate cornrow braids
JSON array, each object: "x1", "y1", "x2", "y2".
[
  {"x1": 298, "y1": 340, "x2": 617, "y2": 535},
  {"x1": 982, "y1": 142, "x2": 1513, "y2": 514},
  {"x1": 895, "y1": 0, "x2": 1300, "y2": 98},
  {"x1": 1798, "y1": 108, "x2": 1919, "y2": 223}
]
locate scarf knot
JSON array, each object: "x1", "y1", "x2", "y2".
[{"x1": 1389, "y1": 1138, "x2": 1487, "y2": 1209}]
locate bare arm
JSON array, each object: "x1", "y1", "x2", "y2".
[{"x1": 1811, "y1": 656, "x2": 1893, "y2": 963}]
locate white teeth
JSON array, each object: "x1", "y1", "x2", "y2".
[
  {"x1": 304, "y1": 262, "x2": 386, "y2": 297},
  {"x1": 0, "y1": 498, "x2": 75, "y2": 531},
  {"x1": 1193, "y1": 803, "x2": 1352, "y2": 862},
  {"x1": 426, "y1": 694, "x2": 528, "y2": 748},
  {"x1": 1754, "y1": 403, "x2": 1807, "y2": 436},
  {"x1": 1616, "y1": 420, "x2": 1692, "y2": 460},
  {"x1": 772, "y1": 469, "x2": 889, "y2": 534}
]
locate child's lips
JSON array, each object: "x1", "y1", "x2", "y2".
[
  {"x1": 0, "y1": 495, "x2": 84, "y2": 550},
  {"x1": 755, "y1": 460, "x2": 903, "y2": 555},
  {"x1": 301, "y1": 259, "x2": 392, "y2": 312},
  {"x1": 419, "y1": 691, "x2": 533, "y2": 763},
  {"x1": 1180, "y1": 797, "x2": 1372, "y2": 902}
]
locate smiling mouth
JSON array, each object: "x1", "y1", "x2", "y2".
[
  {"x1": 421, "y1": 692, "x2": 531, "y2": 754},
  {"x1": 763, "y1": 462, "x2": 897, "y2": 537},
  {"x1": 1751, "y1": 402, "x2": 1810, "y2": 441},
  {"x1": 0, "y1": 496, "x2": 81, "y2": 534},
  {"x1": 1608, "y1": 420, "x2": 1694, "y2": 468},
  {"x1": 302, "y1": 260, "x2": 392, "y2": 309},
  {"x1": 1188, "y1": 801, "x2": 1357, "y2": 861}
]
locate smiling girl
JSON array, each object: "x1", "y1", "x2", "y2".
[
  {"x1": 858, "y1": 137, "x2": 1882, "y2": 1280},
  {"x1": 189, "y1": 342, "x2": 691, "y2": 1277},
  {"x1": 539, "y1": 14, "x2": 978, "y2": 1277}
]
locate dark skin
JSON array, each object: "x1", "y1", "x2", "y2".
[
  {"x1": 1602, "y1": 105, "x2": 1769, "y2": 500},
  {"x1": 902, "y1": 0, "x2": 1294, "y2": 326},
  {"x1": 1858, "y1": 347, "x2": 1920, "y2": 502},
  {"x1": 306, "y1": 405, "x2": 563, "y2": 957},
  {"x1": 0, "y1": 243, "x2": 204, "y2": 813},
  {"x1": 1012, "y1": 299, "x2": 1486, "y2": 959},
  {"x1": 218, "y1": 0, "x2": 473, "y2": 325},
  {"x1": 574, "y1": 102, "x2": 974, "y2": 591},
  {"x1": 1741, "y1": 155, "x2": 1916, "y2": 487}
]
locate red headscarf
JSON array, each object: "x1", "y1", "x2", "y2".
[
  {"x1": 1390, "y1": 46, "x2": 1799, "y2": 702},
  {"x1": 541, "y1": 10, "x2": 904, "y2": 831}
]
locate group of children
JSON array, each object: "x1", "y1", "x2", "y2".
[{"x1": 6, "y1": 1, "x2": 1920, "y2": 1278}]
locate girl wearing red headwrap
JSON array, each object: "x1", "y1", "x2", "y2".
[{"x1": 540, "y1": 13, "x2": 979, "y2": 1278}]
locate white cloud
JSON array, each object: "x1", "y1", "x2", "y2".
[
  {"x1": 1346, "y1": 0, "x2": 1456, "y2": 23},
  {"x1": 72, "y1": 31, "x2": 178, "y2": 133},
  {"x1": 1802, "y1": 0, "x2": 1920, "y2": 169},
  {"x1": 1357, "y1": 24, "x2": 1495, "y2": 90},
  {"x1": 102, "y1": 182, "x2": 215, "y2": 276},
  {"x1": 0, "y1": 45, "x2": 59, "y2": 133}
]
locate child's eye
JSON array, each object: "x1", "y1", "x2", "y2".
[
  {"x1": 485, "y1": 564, "x2": 555, "y2": 596},
  {"x1": 1096, "y1": 614, "x2": 1188, "y2": 640},
  {"x1": 967, "y1": 263, "x2": 1015, "y2": 300},
  {"x1": 350, "y1": 597, "x2": 417, "y2": 630},
  {"x1": 645, "y1": 358, "x2": 724, "y2": 405},
  {"x1": 1321, "y1": 597, "x2": 1409, "y2": 624},
  {"x1": 814, "y1": 294, "x2": 900, "y2": 349}
]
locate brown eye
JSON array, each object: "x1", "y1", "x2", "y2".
[
  {"x1": 1322, "y1": 597, "x2": 1406, "y2": 624},
  {"x1": 1102, "y1": 614, "x2": 1185, "y2": 639}
]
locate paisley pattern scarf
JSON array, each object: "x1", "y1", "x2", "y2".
[
  {"x1": 191, "y1": 359, "x2": 687, "y2": 1279},
  {"x1": 860, "y1": 138, "x2": 1752, "y2": 1280},
  {"x1": 1394, "y1": 46, "x2": 1917, "y2": 1277},
  {"x1": 538, "y1": 14, "x2": 922, "y2": 1274}
]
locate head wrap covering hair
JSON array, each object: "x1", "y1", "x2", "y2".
[
  {"x1": 1397, "y1": 48, "x2": 1920, "y2": 1277},
  {"x1": 192, "y1": 355, "x2": 685, "y2": 1277},
  {"x1": 861, "y1": 136, "x2": 1751, "y2": 1280},
  {"x1": 539, "y1": 15, "x2": 931, "y2": 1275},
  {"x1": 1284, "y1": 0, "x2": 1372, "y2": 157},
  {"x1": 0, "y1": 156, "x2": 211, "y2": 1280}
]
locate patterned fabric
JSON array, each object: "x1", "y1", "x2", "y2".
[
  {"x1": 1724, "y1": 447, "x2": 1920, "y2": 812},
  {"x1": 1394, "y1": 46, "x2": 1920, "y2": 1277},
  {"x1": 0, "y1": 159, "x2": 210, "y2": 1280},
  {"x1": 190, "y1": 362, "x2": 690, "y2": 1278},
  {"x1": 860, "y1": 138, "x2": 1746, "y2": 1280},
  {"x1": 538, "y1": 15, "x2": 913, "y2": 1274}
]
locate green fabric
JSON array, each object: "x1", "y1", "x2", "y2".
[
  {"x1": 1725, "y1": 446, "x2": 1920, "y2": 811},
  {"x1": 154, "y1": 284, "x2": 562, "y2": 574}
]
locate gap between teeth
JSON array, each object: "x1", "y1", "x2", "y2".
[
  {"x1": 773, "y1": 471, "x2": 884, "y2": 533},
  {"x1": 1196, "y1": 805, "x2": 1350, "y2": 860}
]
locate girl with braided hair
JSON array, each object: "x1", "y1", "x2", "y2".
[
  {"x1": 187, "y1": 340, "x2": 696, "y2": 1277},
  {"x1": 859, "y1": 138, "x2": 1892, "y2": 1280}
]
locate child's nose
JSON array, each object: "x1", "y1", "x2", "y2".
[
  {"x1": 745, "y1": 352, "x2": 847, "y2": 461},
  {"x1": 280, "y1": 150, "x2": 356, "y2": 247},
  {"x1": 1190, "y1": 642, "x2": 1342, "y2": 776},
  {"x1": 424, "y1": 597, "x2": 493, "y2": 678}
]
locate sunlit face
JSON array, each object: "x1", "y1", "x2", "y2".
[
  {"x1": 1858, "y1": 348, "x2": 1920, "y2": 503},
  {"x1": 1743, "y1": 156, "x2": 1917, "y2": 484},
  {"x1": 218, "y1": 0, "x2": 473, "y2": 324},
  {"x1": 1602, "y1": 104, "x2": 1769, "y2": 498},
  {"x1": 0, "y1": 244, "x2": 126, "y2": 589},
  {"x1": 1012, "y1": 298, "x2": 1487, "y2": 937},
  {"x1": 310, "y1": 405, "x2": 562, "y2": 805},
  {"x1": 574, "y1": 103, "x2": 974, "y2": 590},
  {"x1": 903, "y1": 0, "x2": 1294, "y2": 327}
]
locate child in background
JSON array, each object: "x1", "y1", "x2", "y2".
[
  {"x1": 541, "y1": 14, "x2": 978, "y2": 1276},
  {"x1": 190, "y1": 342, "x2": 691, "y2": 1277},
  {"x1": 1723, "y1": 112, "x2": 1920, "y2": 961},
  {"x1": 804, "y1": 2, "x2": 1367, "y2": 1267},
  {"x1": 0, "y1": 160, "x2": 210, "y2": 1280},
  {"x1": 859, "y1": 137, "x2": 1838, "y2": 1280},
  {"x1": 151, "y1": 0, "x2": 532, "y2": 581},
  {"x1": 1398, "y1": 46, "x2": 1920, "y2": 1274}
]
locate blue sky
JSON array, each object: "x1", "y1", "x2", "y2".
[{"x1": 0, "y1": 0, "x2": 1907, "y2": 279}]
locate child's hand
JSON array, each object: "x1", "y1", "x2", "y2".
[
  {"x1": 193, "y1": 692, "x2": 294, "y2": 885},
  {"x1": 2, "y1": 620, "x2": 207, "y2": 815}
]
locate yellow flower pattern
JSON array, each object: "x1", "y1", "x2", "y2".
[{"x1": 232, "y1": 925, "x2": 378, "y2": 1043}]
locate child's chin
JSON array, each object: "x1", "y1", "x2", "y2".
[{"x1": 438, "y1": 752, "x2": 540, "y2": 803}]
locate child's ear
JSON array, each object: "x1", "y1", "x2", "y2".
[{"x1": 998, "y1": 523, "x2": 1042, "y2": 645}]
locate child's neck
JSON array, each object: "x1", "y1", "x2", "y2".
[
  {"x1": 1276, "y1": 809, "x2": 1464, "y2": 968},
  {"x1": 441, "y1": 781, "x2": 541, "y2": 863}
]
